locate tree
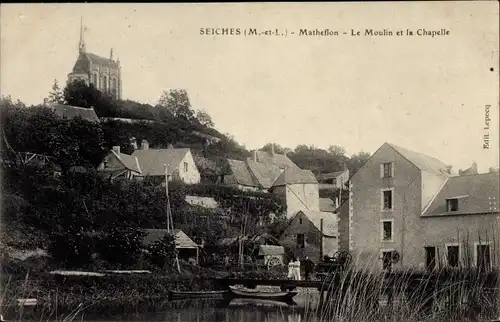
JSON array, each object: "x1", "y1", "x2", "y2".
[
  {"x1": 261, "y1": 143, "x2": 286, "y2": 154},
  {"x1": 157, "y1": 89, "x2": 195, "y2": 122},
  {"x1": 195, "y1": 109, "x2": 215, "y2": 128},
  {"x1": 347, "y1": 151, "x2": 371, "y2": 175},
  {"x1": 63, "y1": 79, "x2": 101, "y2": 108},
  {"x1": 63, "y1": 79, "x2": 119, "y2": 116},
  {"x1": 48, "y1": 79, "x2": 65, "y2": 104},
  {"x1": 328, "y1": 145, "x2": 346, "y2": 157}
]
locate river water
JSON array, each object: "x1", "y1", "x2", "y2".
[{"x1": 80, "y1": 294, "x2": 322, "y2": 322}]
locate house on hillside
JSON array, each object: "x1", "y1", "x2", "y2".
[
  {"x1": 280, "y1": 210, "x2": 338, "y2": 262},
  {"x1": 131, "y1": 140, "x2": 201, "y2": 185},
  {"x1": 271, "y1": 167, "x2": 320, "y2": 218},
  {"x1": 220, "y1": 158, "x2": 282, "y2": 192},
  {"x1": 43, "y1": 100, "x2": 100, "y2": 123},
  {"x1": 317, "y1": 169, "x2": 350, "y2": 190},
  {"x1": 349, "y1": 142, "x2": 499, "y2": 272},
  {"x1": 219, "y1": 148, "x2": 321, "y2": 218},
  {"x1": 142, "y1": 229, "x2": 200, "y2": 265},
  {"x1": 97, "y1": 146, "x2": 142, "y2": 180},
  {"x1": 250, "y1": 147, "x2": 300, "y2": 170}
]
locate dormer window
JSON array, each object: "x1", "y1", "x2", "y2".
[{"x1": 446, "y1": 198, "x2": 459, "y2": 212}]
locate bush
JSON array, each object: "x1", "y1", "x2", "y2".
[
  {"x1": 146, "y1": 234, "x2": 177, "y2": 268},
  {"x1": 97, "y1": 227, "x2": 146, "y2": 265},
  {"x1": 47, "y1": 229, "x2": 94, "y2": 267}
]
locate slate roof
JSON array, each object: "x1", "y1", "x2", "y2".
[
  {"x1": 317, "y1": 170, "x2": 348, "y2": 181},
  {"x1": 46, "y1": 103, "x2": 100, "y2": 123},
  {"x1": 227, "y1": 159, "x2": 259, "y2": 187},
  {"x1": 131, "y1": 148, "x2": 190, "y2": 177},
  {"x1": 85, "y1": 53, "x2": 119, "y2": 68},
  {"x1": 319, "y1": 198, "x2": 336, "y2": 212},
  {"x1": 258, "y1": 245, "x2": 284, "y2": 256},
  {"x1": 252, "y1": 150, "x2": 299, "y2": 169},
  {"x1": 246, "y1": 159, "x2": 283, "y2": 189},
  {"x1": 71, "y1": 53, "x2": 90, "y2": 73},
  {"x1": 142, "y1": 229, "x2": 198, "y2": 249},
  {"x1": 423, "y1": 172, "x2": 500, "y2": 216},
  {"x1": 72, "y1": 52, "x2": 119, "y2": 73},
  {"x1": 272, "y1": 167, "x2": 318, "y2": 186},
  {"x1": 110, "y1": 150, "x2": 141, "y2": 173},
  {"x1": 388, "y1": 143, "x2": 450, "y2": 176},
  {"x1": 298, "y1": 211, "x2": 338, "y2": 237}
]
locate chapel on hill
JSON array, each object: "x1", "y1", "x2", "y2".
[{"x1": 67, "y1": 18, "x2": 122, "y2": 100}]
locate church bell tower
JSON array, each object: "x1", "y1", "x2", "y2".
[{"x1": 79, "y1": 17, "x2": 86, "y2": 53}]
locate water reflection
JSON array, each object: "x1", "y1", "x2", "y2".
[{"x1": 81, "y1": 294, "x2": 316, "y2": 322}]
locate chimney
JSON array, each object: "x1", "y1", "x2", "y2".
[
  {"x1": 271, "y1": 144, "x2": 275, "y2": 155},
  {"x1": 130, "y1": 137, "x2": 138, "y2": 150},
  {"x1": 141, "y1": 140, "x2": 149, "y2": 150},
  {"x1": 112, "y1": 146, "x2": 120, "y2": 154},
  {"x1": 253, "y1": 150, "x2": 258, "y2": 162},
  {"x1": 445, "y1": 165, "x2": 453, "y2": 175},
  {"x1": 470, "y1": 162, "x2": 478, "y2": 174},
  {"x1": 110, "y1": 48, "x2": 114, "y2": 61}
]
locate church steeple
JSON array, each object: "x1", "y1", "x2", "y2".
[{"x1": 79, "y1": 17, "x2": 86, "y2": 53}]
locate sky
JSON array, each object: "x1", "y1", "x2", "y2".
[{"x1": 1, "y1": 2, "x2": 499, "y2": 172}]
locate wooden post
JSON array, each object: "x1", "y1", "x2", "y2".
[
  {"x1": 165, "y1": 164, "x2": 180, "y2": 273},
  {"x1": 320, "y1": 218, "x2": 324, "y2": 260}
]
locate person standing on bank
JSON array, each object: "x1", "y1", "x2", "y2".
[{"x1": 302, "y1": 256, "x2": 315, "y2": 281}]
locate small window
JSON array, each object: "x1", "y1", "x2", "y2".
[
  {"x1": 299, "y1": 218, "x2": 303, "y2": 225},
  {"x1": 381, "y1": 220, "x2": 393, "y2": 242},
  {"x1": 382, "y1": 163, "x2": 393, "y2": 178},
  {"x1": 446, "y1": 245, "x2": 460, "y2": 267},
  {"x1": 383, "y1": 190, "x2": 393, "y2": 210},
  {"x1": 446, "y1": 199, "x2": 458, "y2": 212},
  {"x1": 297, "y1": 234, "x2": 305, "y2": 248},
  {"x1": 183, "y1": 162, "x2": 188, "y2": 172}
]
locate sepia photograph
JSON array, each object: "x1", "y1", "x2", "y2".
[{"x1": 0, "y1": 2, "x2": 499, "y2": 321}]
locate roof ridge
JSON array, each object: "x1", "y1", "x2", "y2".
[
  {"x1": 388, "y1": 143, "x2": 447, "y2": 165},
  {"x1": 451, "y1": 172, "x2": 499, "y2": 178},
  {"x1": 49, "y1": 103, "x2": 93, "y2": 111}
]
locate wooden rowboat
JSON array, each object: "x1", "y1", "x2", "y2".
[
  {"x1": 227, "y1": 286, "x2": 297, "y2": 302},
  {"x1": 168, "y1": 290, "x2": 227, "y2": 301}
]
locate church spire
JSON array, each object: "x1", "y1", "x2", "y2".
[{"x1": 79, "y1": 17, "x2": 86, "y2": 53}]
